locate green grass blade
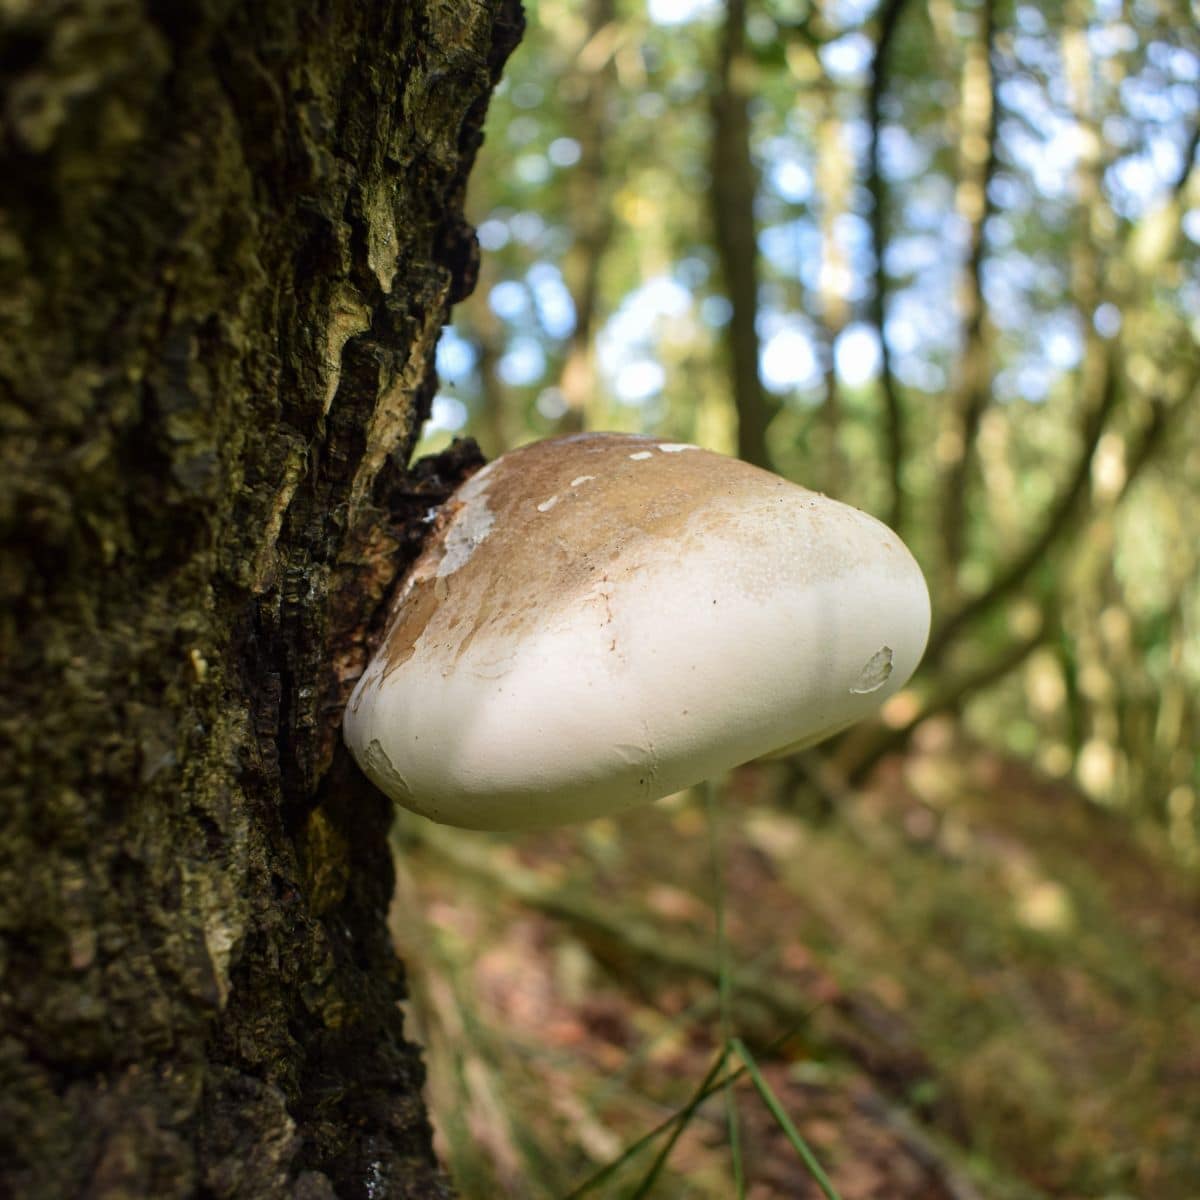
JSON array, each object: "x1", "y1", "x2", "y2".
[
  {"x1": 730, "y1": 1037, "x2": 843, "y2": 1200},
  {"x1": 562, "y1": 1027, "x2": 805, "y2": 1200},
  {"x1": 705, "y1": 781, "x2": 744, "y2": 1198},
  {"x1": 627, "y1": 1046, "x2": 729, "y2": 1200}
]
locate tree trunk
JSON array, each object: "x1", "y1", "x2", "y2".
[
  {"x1": 557, "y1": 0, "x2": 617, "y2": 434},
  {"x1": 711, "y1": 0, "x2": 775, "y2": 471},
  {"x1": 0, "y1": 2, "x2": 522, "y2": 1196}
]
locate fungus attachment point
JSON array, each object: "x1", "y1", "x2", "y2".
[{"x1": 344, "y1": 433, "x2": 930, "y2": 829}]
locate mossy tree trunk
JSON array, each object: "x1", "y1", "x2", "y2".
[{"x1": 0, "y1": 2, "x2": 521, "y2": 1195}]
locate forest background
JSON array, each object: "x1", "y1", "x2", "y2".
[{"x1": 395, "y1": 0, "x2": 1200, "y2": 1197}]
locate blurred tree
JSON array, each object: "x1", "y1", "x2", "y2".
[
  {"x1": 443, "y1": 0, "x2": 1199, "y2": 845},
  {"x1": 559, "y1": 0, "x2": 620, "y2": 431},
  {"x1": 712, "y1": 0, "x2": 777, "y2": 468},
  {"x1": 867, "y1": 0, "x2": 910, "y2": 532}
]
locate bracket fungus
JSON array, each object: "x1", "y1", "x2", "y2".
[{"x1": 344, "y1": 433, "x2": 930, "y2": 829}]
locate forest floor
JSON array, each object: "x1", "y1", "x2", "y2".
[{"x1": 389, "y1": 726, "x2": 1200, "y2": 1199}]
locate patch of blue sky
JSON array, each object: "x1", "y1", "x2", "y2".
[
  {"x1": 880, "y1": 125, "x2": 931, "y2": 183},
  {"x1": 1014, "y1": 5, "x2": 1048, "y2": 34},
  {"x1": 1170, "y1": 82, "x2": 1199, "y2": 116},
  {"x1": 835, "y1": 324, "x2": 882, "y2": 387},
  {"x1": 894, "y1": 356, "x2": 947, "y2": 393},
  {"x1": 819, "y1": 32, "x2": 873, "y2": 83},
  {"x1": 700, "y1": 295, "x2": 733, "y2": 327},
  {"x1": 843, "y1": 117, "x2": 872, "y2": 161},
  {"x1": 427, "y1": 394, "x2": 469, "y2": 434},
  {"x1": 997, "y1": 77, "x2": 1052, "y2": 127},
  {"x1": 1147, "y1": 40, "x2": 1199, "y2": 80},
  {"x1": 759, "y1": 219, "x2": 821, "y2": 289},
  {"x1": 548, "y1": 137, "x2": 581, "y2": 168},
  {"x1": 763, "y1": 145, "x2": 813, "y2": 204},
  {"x1": 476, "y1": 217, "x2": 510, "y2": 252},
  {"x1": 902, "y1": 175, "x2": 958, "y2": 233},
  {"x1": 988, "y1": 172, "x2": 1032, "y2": 214},
  {"x1": 1039, "y1": 310, "x2": 1084, "y2": 372},
  {"x1": 488, "y1": 279, "x2": 529, "y2": 322},
  {"x1": 509, "y1": 212, "x2": 546, "y2": 246},
  {"x1": 1094, "y1": 303, "x2": 1122, "y2": 339},
  {"x1": 596, "y1": 276, "x2": 694, "y2": 402},
  {"x1": 497, "y1": 336, "x2": 545, "y2": 387},
  {"x1": 983, "y1": 266, "x2": 1039, "y2": 335},
  {"x1": 1181, "y1": 282, "x2": 1200, "y2": 339},
  {"x1": 1120, "y1": 73, "x2": 1180, "y2": 124},
  {"x1": 675, "y1": 255, "x2": 711, "y2": 289},
  {"x1": 436, "y1": 328, "x2": 477, "y2": 381},
  {"x1": 985, "y1": 214, "x2": 1016, "y2": 250},
  {"x1": 998, "y1": 118, "x2": 1077, "y2": 202},
  {"x1": 758, "y1": 316, "x2": 821, "y2": 394},
  {"x1": 885, "y1": 236, "x2": 960, "y2": 319},
  {"x1": 614, "y1": 360, "x2": 667, "y2": 405},
  {"x1": 1013, "y1": 32, "x2": 1058, "y2": 72},
  {"x1": 527, "y1": 263, "x2": 575, "y2": 339},
  {"x1": 885, "y1": 286, "x2": 957, "y2": 360},
  {"x1": 601, "y1": 276, "x2": 692, "y2": 357},
  {"x1": 996, "y1": 359, "x2": 1055, "y2": 404},
  {"x1": 884, "y1": 234, "x2": 946, "y2": 280},
  {"x1": 1101, "y1": 115, "x2": 1135, "y2": 152},
  {"x1": 1087, "y1": 21, "x2": 1138, "y2": 58},
  {"x1": 824, "y1": 0, "x2": 877, "y2": 29},
  {"x1": 515, "y1": 154, "x2": 552, "y2": 187},
  {"x1": 1106, "y1": 146, "x2": 1185, "y2": 219},
  {"x1": 646, "y1": 0, "x2": 719, "y2": 27},
  {"x1": 834, "y1": 212, "x2": 874, "y2": 276}
]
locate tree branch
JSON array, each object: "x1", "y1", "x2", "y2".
[
  {"x1": 923, "y1": 342, "x2": 1120, "y2": 670},
  {"x1": 846, "y1": 618, "x2": 1049, "y2": 783}
]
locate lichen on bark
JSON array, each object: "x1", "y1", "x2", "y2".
[{"x1": 0, "y1": 1, "x2": 522, "y2": 1195}]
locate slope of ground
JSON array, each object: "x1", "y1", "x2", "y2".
[{"x1": 390, "y1": 732, "x2": 1200, "y2": 1198}]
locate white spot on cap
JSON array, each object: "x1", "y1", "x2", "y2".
[
  {"x1": 850, "y1": 646, "x2": 894, "y2": 694},
  {"x1": 537, "y1": 495, "x2": 560, "y2": 512},
  {"x1": 437, "y1": 496, "x2": 495, "y2": 577},
  {"x1": 570, "y1": 475, "x2": 595, "y2": 487},
  {"x1": 657, "y1": 442, "x2": 697, "y2": 453},
  {"x1": 629, "y1": 451, "x2": 653, "y2": 461}
]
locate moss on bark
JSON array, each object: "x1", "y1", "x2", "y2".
[{"x1": 0, "y1": 1, "x2": 522, "y2": 1194}]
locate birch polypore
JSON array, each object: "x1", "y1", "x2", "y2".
[{"x1": 344, "y1": 433, "x2": 930, "y2": 828}]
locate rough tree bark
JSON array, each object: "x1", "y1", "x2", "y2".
[{"x1": 0, "y1": 2, "x2": 521, "y2": 1196}]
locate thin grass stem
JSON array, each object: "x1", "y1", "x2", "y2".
[
  {"x1": 730, "y1": 1037, "x2": 842, "y2": 1200},
  {"x1": 561, "y1": 1026, "x2": 804, "y2": 1199},
  {"x1": 706, "y1": 779, "x2": 744, "y2": 1197},
  {"x1": 627, "y1": 1045, "x2": 729, "y2": 1200}
]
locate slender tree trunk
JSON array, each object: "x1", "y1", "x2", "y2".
[
  {"x1": 866, "y1": 0, "x2": 909, "y2": 534},
  {"x1": 558, "y1": 0, "x2": 618, "y2": 434},
  {"x1": 0, "y1": 2, "x2": 521, "y2": 1196},
  {"x1": 937, "y1": 0, "x2": 998, "y2": 595},
  {"x1": 711, "y1": 0, "x2": 775, "y2": 470}
]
